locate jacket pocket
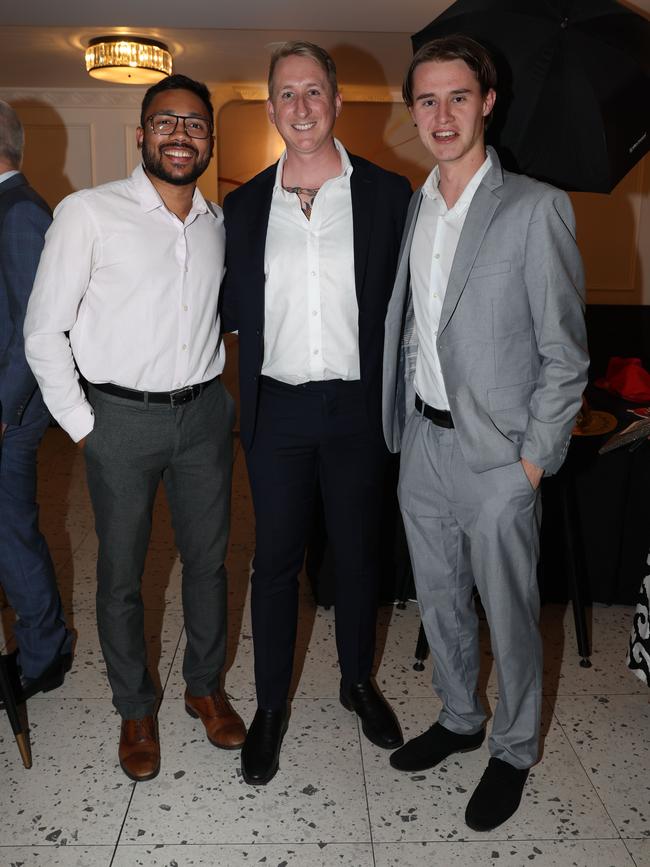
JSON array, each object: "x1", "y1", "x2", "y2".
[{"x1": 487, "y1": 379, "x2": 536, "y2": 412}]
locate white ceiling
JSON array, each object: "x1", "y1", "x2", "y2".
[{"x1": 1, "y1": 0, "x2": 649, "y2": 90}]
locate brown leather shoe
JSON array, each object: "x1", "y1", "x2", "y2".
[
  {"x1": 185, "y1": 687, "x2": 246, "y2": 749},
  {"x1": 118, "y1": 716, "x2": 160, "y2": 781}
]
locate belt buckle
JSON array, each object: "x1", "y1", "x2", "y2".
[{"x1": 169, "y1": 385, "x2": 195, "y2": 407}]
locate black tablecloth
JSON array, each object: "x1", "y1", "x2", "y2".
[{"x1": 539, "y1": 385, "x2": 650, "y2": 605}]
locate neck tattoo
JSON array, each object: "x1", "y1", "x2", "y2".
[{"x1": 283, "y1": 185, "x2": 320, "y2": 220}]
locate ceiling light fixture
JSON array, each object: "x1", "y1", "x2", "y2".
[{"x1": 85, "y1": 36, "x2": 172, "y2": 84}]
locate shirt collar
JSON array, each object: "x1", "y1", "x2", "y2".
[
  {"x1": 272, "y1": 137, "x2": 353, "y2": 192},
  {"x1": 131, "y1": 163, "x2": 210, "y2": 218},
  {"x1": 422, "y1": 151, "x2": 492, "y2": 217},
  {"x1": 0, "y1": 169, "x2": 20, "y2": 185}
]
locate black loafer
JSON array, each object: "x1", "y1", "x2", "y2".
[
  {"x1": 340, "y1": 679, "x2": 403, "y2": 749},
  {"x1": 390, "y1": 721, "x2": 485, "y2": 772},
  {"x1": 465, "y1": 757, "x2": 529, "y2": 831},
  {"x1": 241, "y1": 707, "x2": 288, "y2": 785},
  {"x1": 2, "y1": 650, "x2": 72, "y2": 704},
  {"x1": 21, "y1": 652, "x2": 72, "y2": 701}
]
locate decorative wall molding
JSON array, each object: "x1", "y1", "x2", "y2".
[{"x1": 0, "y1": 87, "x2": 146, "y2": 109}]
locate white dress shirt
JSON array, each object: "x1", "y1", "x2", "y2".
[
  {"x1": 410, "y1": 153, "x2": 491, "y2": 410},
  {"x1": 24, "y1": 164, "x2": 226, "y2": 442},
  {"x1": 262, "y1": 138, "x2": 359, "y2": 385}
]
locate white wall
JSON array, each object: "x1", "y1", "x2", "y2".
[{"x1": 3, "y1": 85, "x2": 648, "y2": 305}]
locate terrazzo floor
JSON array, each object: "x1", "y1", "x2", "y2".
[{"x1": 1, "y1": 424, "x2": 648, "y2": 867}]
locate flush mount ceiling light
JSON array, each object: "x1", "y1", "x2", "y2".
[{"x1": 85, "y1": 36, "x2": 172, "y2": 84}]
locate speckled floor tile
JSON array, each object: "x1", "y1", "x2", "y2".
[
  {"x1": 538, "y1": 605, "x2": 647, "y2": 697},
  {"x1": 112, "y1": 842, "x2": 374, "y2": 866},
  {"x1": 364, "y1": 698, "x2": 618, "y2": 843},
  {"x1": 0, "y1": 846, "x2": 114, "y2": 865},
  {"x1": 24, "y1": 608, "x2": 184, "y2": 701},
  {"x1": 371, "y1": 603, "x2": 438, "y2": 700},
  {"x1": 166, "y1": 591, "x2": 416, "y2": 707},
  {"x1": 3, "y1": 425, "x2": 641, "y2": 864},
  {"x1": 626, "y1": 838, "x2": 650, "y2": 866},
  {"x1": 553, "y1": 693, "x2": 650, "y2": 838},
  {"x1": 121, "y1": 698, "x2": 370, "y2": 845},
  {"x1": 374, "y1": 839, "x2": 634, "y2": 866},
  {"x1": 0, "y1": 698, "x2": 133, "y2": 845}
]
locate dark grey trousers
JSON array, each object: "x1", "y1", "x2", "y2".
[{"x1": 84, "y1": 380, "x2": 234, "y2": 719}]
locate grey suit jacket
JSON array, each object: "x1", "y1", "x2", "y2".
[{"x1": 383, "y1": 147, "x2": 589, "y2": 476}]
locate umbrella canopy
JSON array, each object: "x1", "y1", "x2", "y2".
[{"x1": 412, "y1": 0, "x2": 650, "y2": 192}]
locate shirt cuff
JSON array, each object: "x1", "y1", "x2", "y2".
[{"x1": 58, "y1": 402, "x2": 95, "y2": 443}]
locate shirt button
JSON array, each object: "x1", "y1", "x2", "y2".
[
  {"x1": 311, "y1": 271, "x2": 316, "y2": 277},
  {"x1": 312, "y1": 310, "x2": 318, "y2": 316},
  {"x1": 182, "y1": 344, "x2": 187, "y2": 351},
  {"x1": 183, "y1": 305, "x2": 188, "y2": 312},
  {"x1": 434, "y1": 253, "x2": 440, "y2": 259},
  {"x1": 313, "y1": 349, "x2": 319, "y2": 355}
]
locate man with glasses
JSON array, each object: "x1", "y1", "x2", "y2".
[{"x1": 25, "y1": 74, "x2": 245, "y2": 781}]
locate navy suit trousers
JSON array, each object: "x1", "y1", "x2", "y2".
[
  {"x1": 245, "y1": 376, "x2": 387, "y2": 709},
  {"x1": 0, "y1": 401, "x2": 72, "y2": 678}
]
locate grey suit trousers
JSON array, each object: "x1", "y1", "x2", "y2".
[
  {"x1": 398, "y1": 410, "x2": 543, "y2": 769},
  {"x1": 84, "y1": 380, "x2": 234, "y2": 719}
]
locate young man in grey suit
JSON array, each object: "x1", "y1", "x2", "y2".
[{"x1": 383, "y1": 36, "x2": 589, "y2": 831}]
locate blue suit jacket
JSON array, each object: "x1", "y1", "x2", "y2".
[
  {"x1": 221, "y1": 153, "x2": 412, "y2": 451},
  {"x1": 0, "y1": 173, "x2": 52, "y2": 426}
]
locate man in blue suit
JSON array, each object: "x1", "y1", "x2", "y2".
[{"x1": 0, "y1": 100, "x2": 72, "y2": 697}]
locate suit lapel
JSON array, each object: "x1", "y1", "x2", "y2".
[
  {"x1": 439, "y1": 157, "x2": 503, "y2": 336},
  {"x1": 250, "y1": 166, "x2": 276, "y2": 275},
  {"x1": 350, "y1": 157, "x2": 375, "y2": 304}
]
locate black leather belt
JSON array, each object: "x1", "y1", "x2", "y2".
[
  {"x1": 92, "y1": 376, "x2": 218, "y2": 407},
  {"x1": 415, "y1": 394, "x2": 454, "y2": 428}
]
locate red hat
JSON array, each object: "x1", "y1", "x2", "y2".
[{"x1": 595, "y1": 357, "x2": 650, "y2": 403}]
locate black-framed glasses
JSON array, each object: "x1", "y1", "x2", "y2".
[{"x1": 146, "y1": 113, "x2": 212, "y2": 140}]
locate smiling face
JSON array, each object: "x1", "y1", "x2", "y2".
[
  {"x1": 409, "y1": 58, "x2": 495, "y2": 175},
  {"x1": 267, "y1": 54, "x2": 341, "y2": 158},
  {"x1": 137, "y1": 88, "x2": 213, "y2": 187}
]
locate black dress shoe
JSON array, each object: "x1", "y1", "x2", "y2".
[
  {"x1": 241, "y1": 708, "x2": 288, "y2": 785},
  {"x1": 340, "y1": 679, "x2": 403, "y2": 749},
  {"x1": 4, "y1": 650, "x2": 73, "y2": 703},
  {"x1": 390, "y1": 721, "x2": 485, "y2": 772},
  {"x1": 21, "y1": 652, "x2": 72, "y2": 701},
  {"x1": 465, "y1": 757, "x2": 529, "y2": 831}
]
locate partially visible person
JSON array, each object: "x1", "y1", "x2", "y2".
[
  {"x1": 383, "y1": 36, "x2": 589, "y2": 831},
  {"x1": 222, "y1": 41, "x2": 411, "y2": 785},
  {"x1": 24, "y1": 75, "x2": 244, "y2": 781},
  {"x1": 0, "y1": 100, "x2": 73, "y2": 698},
  {"x1": 627, "y1": 551, "x2": 650, "y2": 686}
]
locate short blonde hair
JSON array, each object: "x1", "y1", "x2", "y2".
[{"x1": 268, "y1": 41, "x2": 338, "y2": 99}]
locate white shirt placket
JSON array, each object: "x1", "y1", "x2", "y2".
[
  {"x1": 176, "y1": 223, "x2": 191, "y2": 386},
  {"x1": 307, "y1": 204, "x2": 323, "y2": 379}
]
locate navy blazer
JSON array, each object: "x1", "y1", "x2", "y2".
[
  {"x1": 221, "y1": 153, "x2": 411, "y2": 450},
  {"x1": 0, "y1": 173, "x2": 52, "y2": 426}
]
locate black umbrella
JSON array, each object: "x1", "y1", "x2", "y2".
[{"x1": 412, "y1": 0, "x2": 650, "y2": 192}]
